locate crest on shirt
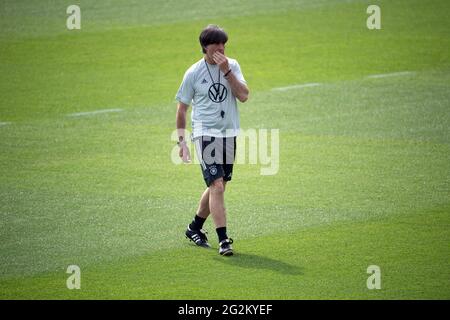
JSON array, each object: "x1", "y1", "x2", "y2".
[
  {"x1": 208, "y1": 83, "x2": 227, "y2": 103},
  {"x1": 209, "y1": 165, "x2": 218, "y2": 176}
]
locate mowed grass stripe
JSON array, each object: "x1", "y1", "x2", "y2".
[
  {"x1": 1, "y1": 0, "x2": 449, "y2": 121},
  {"x1": 0, "y1": 0, "x2": 449, "y2": 299},
  {"x1": 67, "y1": 108, "x2": 123, "y2": 117},
  {"x1": 0, "y1": 209, "x2": 448, "y2": 299},
  {"x1": 272, "y1": 83, "x2": 322, "y2": 91},
  {"x1": 0, "y1": 0, "x2": 344, "y2": 39},
  {"x1": 0, "y1": 69, "x2": 448, "y2": 279},
  {"x1": 366, "y1": 71, "x2": 415, "y2": 79}
]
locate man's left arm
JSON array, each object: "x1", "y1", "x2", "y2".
[
  {"x1": 213, "y1": 52, "x2": 249, "y2": 103},
  {"x1": 224, "y1": 69, "x2": 249, "y2": 103}
]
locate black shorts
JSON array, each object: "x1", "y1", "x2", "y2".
[{"x1": 194, "y1": 136, "x2": 236, "y2": 187}]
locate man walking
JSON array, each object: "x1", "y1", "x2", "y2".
[{"x1": 175, "y1": 25, "x2": 249, "y2": 256}]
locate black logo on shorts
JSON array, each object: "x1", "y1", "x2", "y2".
[{"x1": 208, "y1": 83, "x2": 227, "y2": 103}]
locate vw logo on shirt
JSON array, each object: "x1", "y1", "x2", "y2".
[{"x1": 208, "y1": 83, "x2": 227, "y2": 103}]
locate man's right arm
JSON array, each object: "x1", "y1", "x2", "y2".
[
  {"x1": 176, "y1": 102, "x2": 189, "y2": 142},
  {"x1": 176, "y1": 102, "x2": 191, "y2": 162}
]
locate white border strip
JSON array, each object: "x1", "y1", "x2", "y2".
[
  {"x1": 272, "y1": 82, "x2": 321, "y2": 92},
  {"x1": 271, "y1": 72, "x2": 416, "y2": 92},
  {"x1": 67, "y1": 108, "x2": 123, "y2": 117},
  {"x1": 0, "y1": 122, "x2": 12, "y2": 126},
  {"x1": 366, "y1": 71, "x2": 415, "y2": 79}
]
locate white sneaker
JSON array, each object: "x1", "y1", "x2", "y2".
[{"x1": 219, "y1": 238, "x2": 234, "y2": 256}]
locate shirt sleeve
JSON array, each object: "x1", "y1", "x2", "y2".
[
  {"x1": 175, "y1": 68, "x2": 194, "y2": 105},
  {"x1": 231, "y1": 60, "x2": 247, "y2": 85}
]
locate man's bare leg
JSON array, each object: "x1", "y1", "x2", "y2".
[
  {"x1": 209, "y1": 178, "x2": 226, "y2": 228},
  {"x1": 196, "y1": 181, "x2": 226, "y2": 219},
  {"x1": 196, "y1": 188, "x2": 210, "y2": 218},
  {"x1": 209, "y1": 178, "x2": 233, "y2": 255}
]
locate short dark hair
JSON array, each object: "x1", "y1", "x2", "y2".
[{"x1": 199, "y1": 25, "x2": 228, "y2": 53}]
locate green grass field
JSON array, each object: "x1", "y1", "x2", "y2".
[{"x1": 0, "y1": 0, "x2": 449, "y2": 299}]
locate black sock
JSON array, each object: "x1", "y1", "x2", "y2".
[
  {"x1": 189, "y1": 215, "x2": 206, "y2": 231},
  {"x1": 216, "y1": 227, "x2": 228, "y2": 243}
]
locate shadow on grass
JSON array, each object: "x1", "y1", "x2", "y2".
[{"x1": 214, "y1": 253, "x2": 302, "y2": 276}]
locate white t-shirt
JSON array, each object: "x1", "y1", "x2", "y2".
[{"x1": 176, "y1": 57, "x2": 247, "y2": 139}]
